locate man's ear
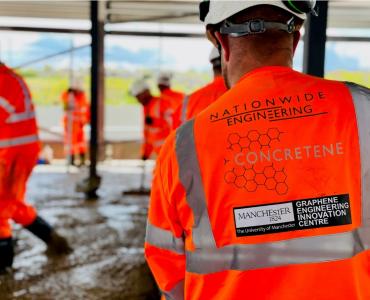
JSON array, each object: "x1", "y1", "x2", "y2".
[
  {"x1": 215, "y1": 31, "x2": 230, "y2": 62},
  {"x1": 206, "y1": 27, "x2": 219, "y2": 47}
]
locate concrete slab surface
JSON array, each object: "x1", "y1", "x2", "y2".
[{"x1": 0, "y1": 161, "x2": 160, "y2": 300}]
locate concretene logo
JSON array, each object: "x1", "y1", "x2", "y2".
[{"x1": 224, "y1": 128, "x2": 345, "y2": 195}]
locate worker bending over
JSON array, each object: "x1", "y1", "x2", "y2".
[
  {"x1": 130, "y1": 79, "x2": 172, "y2": 160},
  {"x1": 0, "y1": 62, "x2": 71, "y2": 273},
  {"x1": 145, "y1": 1, "x2": 370, "y2": 299},
  {"x1": 172, "y1": 47, "x2": 227, "y2": 129}
]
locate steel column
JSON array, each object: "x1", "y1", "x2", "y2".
[
  {"x1": 80, "y1": 0, "x2": 105, "y2": 198},
  {"x1": 303, "y1": 1, "x2": 329, "y2": 77}
]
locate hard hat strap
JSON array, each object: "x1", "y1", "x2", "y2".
[{"x1": 220, "y1": 17, "x2": 296, "y2": 37}]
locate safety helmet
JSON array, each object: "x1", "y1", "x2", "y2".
[
  {"x1": 130, "y1": 79, "x2": 149, "y2": 96},
  {"x1": 201, "y1": 1, "x2": 316, "y2": 25},
  {"x1": 70, "y1": 77, "x2": 84, "y2": 90},
  {"x1": 209, "y1": 46, "x2": 221, "y2": 62},
  {"x1": 157, "y1": 71, "x2": 173, "y2": 86}
]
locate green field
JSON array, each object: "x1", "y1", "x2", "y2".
[
  {"x1": 326, "y1": 70, "x2": 370, "y2": 87},
  {"x1": 21, "y1": 70, "x2": 369, "y2": 106},
  {"x1": 22, "y1": 73, "x2": 140, "y2": 106}
]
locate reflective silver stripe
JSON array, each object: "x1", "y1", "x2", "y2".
[
  {"x1": 180, "y1": 95, "x2": 189, "y2": 125},
  {"x1": 186, "y1": 231, "x2": 363, "y2": 274},
  {"x1": 2, "y1": 68, "x2": 34, "y2": 123},
  {"x1": 162, "y1": 280, "x2": 184, "y2": 300},
  {"x1": 0, "y1": 96, "x2": 15, "y2": 114},
  {"x1": 146, "y1": 222, "x2": 185, "y2": 255},
  {"x1": 346, "y1": 82, "x2": 370, "y2": 248},
  {"x1": 164, "y1": 108, "x2": 173, "y2": 129},
  {"x1": 0, "y1": 134, "x2": 39, "y2": 148},
  {"x1": 147, "y1": 127, "x2": 161, "y2": 133},
  {"x1": 6, "y1": 111, "x2": 35, "y2": 123},
  {"x1": 9, "y1": 70, "x2": 32, "y2": 111},
  {"x1": 153, "y1": 139, "x2": 165, "y2": 148},
  {"x1": 175, "y1": 119, "x2": 216, "y2": 249}
]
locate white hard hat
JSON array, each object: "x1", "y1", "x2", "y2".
[
  {"x1": 209, "y1": 47, "x2": 220, "y2": 62},
  {"x1": 70, "y1": 77, "x2": 84, "y2": 90},
  {"x1": 157, "y1": 71, "x2": 173, "y2": 86},
  {"x1": 130, "y1": 79, "x2": 149, "y2": 96},
  {"x1": 204, "y1": 1, "x2": 308, "y2": 26}
]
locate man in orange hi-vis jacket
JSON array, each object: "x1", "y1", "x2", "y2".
[
  {"x1": 130, "y1": 79, "x2": 172, "y2": 160},
  {"x1": 157, "y1": 71, "x2": 184, "y2": 110},
  {"x1": 0, "y1": 62, "x2": 71, "y2": 272},
  {"x1": 61, "y1": 78, "x2": 90, "y2": 166},
  {"x1": 145, "y1": 1, "x2": 370, "y2": 299},
  {"x1": 157, "y1": 71, "x2": 184, "y2": 129},
  {"x1": 172, "y1": 47, "x2": 227, "y2": 129}
]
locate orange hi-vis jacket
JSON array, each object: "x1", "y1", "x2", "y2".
[
  {"x1": 0, "y1": 63, "x2": 40, "y2": 238},
  {"x1": 160, "y1": 87, "x2": 184, "y2": 110},
  {"x1": 160, "y1": 88, "x2": 184, "y2": 129},
  {"x1": 0, "y1": 64, "x2": 39, "y2": 148},
  {"x1": 61, "y1": 89, "x2": 90, "y2": 155},
  {"x1": 145, "y1": 66, "x2": 370, "y2": 300},
  {"x1": 172, "y1": 76, "x2": 227, "y2": 129},
  {"x1": 142, "y1": 96, "x2": 172, "y2": 158}
]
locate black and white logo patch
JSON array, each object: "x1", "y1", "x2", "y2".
[{"x1": 233, "y1": 194, "x2": 351, "y2": 237}]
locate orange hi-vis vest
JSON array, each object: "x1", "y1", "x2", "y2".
[
  {"x1": 160, "y1": 87, "x2": 184, "y2": 110},
  {"x1": 145, "y1": 66, "x2": 370, "y2": 299},
  {"x1": 0, "y1": 64, "x2": 39, "y2": 148},
  {"x1": 62, "y1": 89, "x2": 90, "y2": 125},
  {"x1": 61, "y1": 89, "x2": 90, "y2": 155},
  {"x1": 142, "y1": 96, "x2": 172, "y2": 158},
  {"x1": 160, "y1": 88, "x2": 184, "y2": 130},
  {"x1": 173, "y1": 76, "x2": 227, "y2": 129}
]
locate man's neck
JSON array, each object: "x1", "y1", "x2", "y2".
[{"x1": 229, "y1": 53, "x2": 292, "y2": 86}]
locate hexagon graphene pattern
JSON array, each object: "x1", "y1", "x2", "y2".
[
  {"x1": 224, "y1": 128, "x2": 288, "y2": 195},
  {"x1": 226, "y1": 128, "x2": 283, "y2": 152}
]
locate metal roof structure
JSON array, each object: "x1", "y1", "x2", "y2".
[{"x1": 0, "y1": 0, "x2": 369, "y2": 29}]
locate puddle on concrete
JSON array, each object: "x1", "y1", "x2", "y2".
[{"x1": 0, "y1": 164, "x2": 159, "y2": 300}]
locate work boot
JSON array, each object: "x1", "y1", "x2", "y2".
[
  {"x1": 24, "y1": 216, "x2": 72, "y2": 255},
  {"x1": 79, "y1": 153, "x2": 86, "y2": 167},
  {"x1": 0, "y1": 237, "x2": 14, "y2": 274},
  {"x1": 45, "y1": 231, "x2": 72, "y2": 256},
  {"x1": 70, "y1": 154, "x2": 75, "y2": 166}
]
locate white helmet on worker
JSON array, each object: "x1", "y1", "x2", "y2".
[
  {"x1": 70, "y1": 77, "x2": 84, "y2": 90},
  {"x1": 130, "y1": 78, "x2": 149, "y2": 96},
  {"x1": 157, "y1": 71, "x2": 173, "y2": 86},
  {"x1": 209, "y1": 46, "x2": 220, "y2": 62},
  {"x1": 200, "y1": 1, "x2": 316, "y2": 31}
]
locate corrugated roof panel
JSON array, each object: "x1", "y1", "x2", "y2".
[{"x1": 0, "y1": 0, "x2": 368, "y2": 29}]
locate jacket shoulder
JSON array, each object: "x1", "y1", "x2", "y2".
[{"x1": 344, "y1": 82, "x2": 370, "y2": 100}]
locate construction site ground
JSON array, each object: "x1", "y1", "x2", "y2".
[{"x1": 0, "y1": 160, "x2": 160, "y2": 300}]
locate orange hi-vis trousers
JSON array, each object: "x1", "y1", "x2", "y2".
[{"x1": 0, "y1": 143, "x2": 40, "y2": 238}]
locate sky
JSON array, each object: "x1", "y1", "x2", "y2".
[
  {"x1": 0, "y1": 18, "x2": 369, "y2": 72},
  {"x1": 0, "y1": 30, "x2": 213, "y2": 71}
]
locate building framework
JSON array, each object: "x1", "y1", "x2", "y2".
[{"x1": 0, "y1": 0, "x2": 369, "y2": 196}]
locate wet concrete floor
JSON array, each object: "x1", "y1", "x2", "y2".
[{"x1": 0, "y1": 161, "x2": 160, "y2": 300}]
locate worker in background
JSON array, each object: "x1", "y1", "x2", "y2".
[
  {"x1": 157, "y1": 71, "x2": 184, "y2": 128},
  {"x1": 0, "y1": 62, "x2": 71, "y2": 273},
  {"x1": 130, "y1": 79, "x2": 172, "y2": 160},
  {"x1": 172, "y1": 46, "x2": 228, "y2": 129},
  {"x1": 145, "y1": 1, "x2": 370, "y2": 299},
  {"x1": 61, "y1": 78, "x2": 90, "y2": 167}
]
